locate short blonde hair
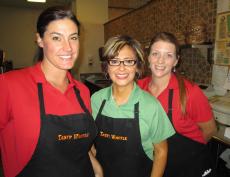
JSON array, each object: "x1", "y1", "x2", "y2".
[{"x1": 101, "y1": 35, "x2": 145, "y2": 77}]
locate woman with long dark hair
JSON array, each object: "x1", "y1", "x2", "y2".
[{"x1": 0, "y1": 6, "x2": 102, "y2": 177}]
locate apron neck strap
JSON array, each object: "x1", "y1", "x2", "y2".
[
  {"x1": 73, "y1": 86, "x2": 90, "y2": 114},
  {"x1": 37, "y1": 83, "x2": 90, "y2": 116},
  {"x1": 97, "y1": 100, "x2": 139, "y2": 119},
  {"x1": 167, "y1": 89, "x2": 174, "y2": 120},
  {"x1": 37, "y1": 83, "x2": 46, "y2": 116},
  {"x1": 98, "y1": 100, "x2": 106, "y2": 115},
  {"x1": 134, "y1": 102, "x2": 139, "y2": 120}
]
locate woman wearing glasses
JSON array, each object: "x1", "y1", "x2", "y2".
[
  {"x1": 91, "y1": 35, "x2": 175, "y2": 177},
  {"x1": 138, "y1": 32, "x2": 217, "y2": 177}
]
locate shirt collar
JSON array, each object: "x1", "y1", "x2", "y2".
[
  {"x1": 29, "y1": 62, "x2": 75, "y2": 88},
  {"x1": 106, "y1": 82, "x2": 141, "y2": 105},
  {"x1": 167, "y1": 73, "x2": 179, "y2": 90}
]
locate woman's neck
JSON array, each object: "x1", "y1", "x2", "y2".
[
  {"x1": 148, "y1": 74, "x2": 171, "y2": 97},
  {"x1": 41, "y1": 61, "x2": 69, "y2": 93},
  {"x1": 112, "y1": 83, "x2": 134, "y2": 106}
]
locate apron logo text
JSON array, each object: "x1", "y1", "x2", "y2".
[
  {"x1": 100, "y1": 131, "x2": 128, "y2": 141},
  {"x1": 57, "y1": 133, "x2": 89, "y2": 141}
]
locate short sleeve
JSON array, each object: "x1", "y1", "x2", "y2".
[
  {"x1": 0, "y1": 74, "x2": 11, "y2": 130},
  {"x1": 187, "y1": 85, "x2": 213, "y2": 122},
  {"x1": 149, "y1": 101, "x2": 175, "y2": 144}
]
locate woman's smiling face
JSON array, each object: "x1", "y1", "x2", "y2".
[
  {"x1": 148, "y1": 40, "x2": 178, "y2": 79},
  {"x1": 108, "y1": 45, "x2": 138, "y2": 88},
  {"x1": 37, "y1": 18, "x2": 79, "y2": 71}
]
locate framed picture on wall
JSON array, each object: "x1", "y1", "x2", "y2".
[{"x1": 214, "y1": 11, "x2": 230, "y2": 65}]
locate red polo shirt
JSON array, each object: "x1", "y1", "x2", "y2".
[
  {"x1": 0, "y1": 63, "x2": 91, "y2": 177},
  {"x1": 138, "y1": 74, "x2": 213, "y2": 144}
]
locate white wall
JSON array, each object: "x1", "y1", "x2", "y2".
[
  {"x1": 0, "y1": 1, "x2": 108, "y2": 75},
  {"x1": 217, "y1": 0, "x2": 230, "y2": 13},
  {"x1": 0, "y1": 6, "x2": 42, "y2": 68},
  {"x1": 74, "y1": 0, "x2": 108, "y2": 78}
]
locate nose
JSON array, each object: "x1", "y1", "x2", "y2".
[
  {"x1": 157, "y1": 53, "x2": 165, "y2": 64},
  {"x1": 63, "y1": 39, "x2": 72, "y2": 51},
  {"x1": 118, "y1": 62, "x2": 125, "y2": 70}
]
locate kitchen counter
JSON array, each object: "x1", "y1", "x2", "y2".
[
  {"x1": 84, "y1": 78, "x2": 111, "y2": 95},
  {"x1": 212, "y1": 123, "x2": 230, "y2": 146},
  {"x1": 211, "y1": 123, "x2": 230, "y2": 176}
]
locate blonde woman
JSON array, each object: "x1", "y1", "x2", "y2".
[{"x1": 91, "y1": 35, "x2": 175, "y2": 177}]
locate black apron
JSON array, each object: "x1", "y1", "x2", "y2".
[
  {"x1": 163, "y1": 89, "x2": 215, "y2": 177},
  {"x1": 95, "y1": 100, "x2": 153, "y2": 177},
  {"x1": 16, "y1": 83, "x2": 97, "y2": 177}
]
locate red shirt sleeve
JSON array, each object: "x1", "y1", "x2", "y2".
[
  {"x1": 0, "y1": 74, "x2": 11, "y2": 130},
  {"x1": 187, "y1": 84, "x2": 213, "y2": 122}
]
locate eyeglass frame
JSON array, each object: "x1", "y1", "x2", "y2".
[{"x1": 107, "y1": 58, "x2": 137, "y2": 66}]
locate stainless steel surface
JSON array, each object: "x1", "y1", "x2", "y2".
[{"x1": 213, "y1": 123, "x2": 230, "y2": 146}]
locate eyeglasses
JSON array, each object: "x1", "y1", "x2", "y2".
[
  {"x1": 108, "y1": 59, "x2": 137, "y2": 66},
  {"x1": 150, "y1": 51, "x2": 176, "y2": 60}
]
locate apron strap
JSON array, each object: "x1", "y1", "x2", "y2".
[
  {"x1": 98, "y1": 100, "x2": 106, "y2": 115},
  {"x1": 167, "y1": 89, "x2": 174, "y2": 121},
  {"x1": 134, "y1": 102, "x2": 139, "y2": 120},
  {"x1": 37, "y1": 84, "x2": 90, "y2": 115},
  {"x1": 73, "y1": 86, "x2": 90, "y2": 114},
  {"x1": 37, "y1": 83, "x2": 46, "y2": 116}
]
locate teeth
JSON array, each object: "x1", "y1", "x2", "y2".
[
  {"x1": 60, "y1": 55, "x2": 71, "y2": 59},
  {"x1": 155, "y1": 65, "x2": 165, "y2": 70},
  {"x1": 116, "y1": 74, "x2": 128, "y2": 78}
]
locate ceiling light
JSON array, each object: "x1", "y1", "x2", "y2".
[{"x1": 27, "y1": 0, "x2": 46, "y2": 3}]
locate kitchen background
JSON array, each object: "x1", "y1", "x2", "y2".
[
  {"x1": 0, "y1": 0, "x2": 217, "y2": 85},
  {"x1": 105, "y1": 0, "x2": 217, "y2": 84}
]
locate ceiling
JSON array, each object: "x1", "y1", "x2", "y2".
[
  {"x1": 109, "y1": 0, "x2": 152, "y2": 9},
  {"x1": 0, "y1": 0, "x2": 73, "y2": 9},
  {"x1": 0, "y1": 0, "x2": 152, "y2": 10}
]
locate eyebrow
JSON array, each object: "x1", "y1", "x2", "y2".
[
  {"x1": 113, "y1": 57, "x2": 135, "y2": 60},
  {"x1": 49, "y1": 32, "x2": 79, "y2": 36},
  {"x1": 152, "y1": 50, "x2": 175, "y2": 54}
]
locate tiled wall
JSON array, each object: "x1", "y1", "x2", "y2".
[{"x1": 104, "y1": 0, "x2": 217, "y2": 84}]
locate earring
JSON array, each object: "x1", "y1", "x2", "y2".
[
  {"x1": 135, "y1": 72, "x2": 140, "y2": 80},
  {"x1": 105, "y1": 73, "x2": 110, "y2": 80},
  {"x1": 173, "y1": 66, "x2": 176, "y2": 73}
]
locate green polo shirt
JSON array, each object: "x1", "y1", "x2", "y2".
[{"x1": 91, "y1": 83, "x2": 175, "y2": 160}]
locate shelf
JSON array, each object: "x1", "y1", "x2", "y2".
[
  {"x1": 180, "y1": 42, "x2": 214, "y2": 65},
  {"x1": 180, "y1": 42, "x2": 213, "y2": 49}
]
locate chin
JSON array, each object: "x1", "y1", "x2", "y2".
[
  {"x1": 58, "y1": 64, "x2": 74, "y2": 70},
  {"x1": 60, "y1": 61, "x2": 75, "y2": 68},
  {"x1": 115, "y1": 81, "x2": 134, "y2": 87}
]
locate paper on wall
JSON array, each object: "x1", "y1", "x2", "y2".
[
  {"x1": 217, "y1": 0, "x2": 230, "y2": 13},
  {"x1": 224, "y1": 70, "x2": 230, "y2": 90},
  {"x1": 212, "y1": 65, "x2": 229, "y2": 86}
]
